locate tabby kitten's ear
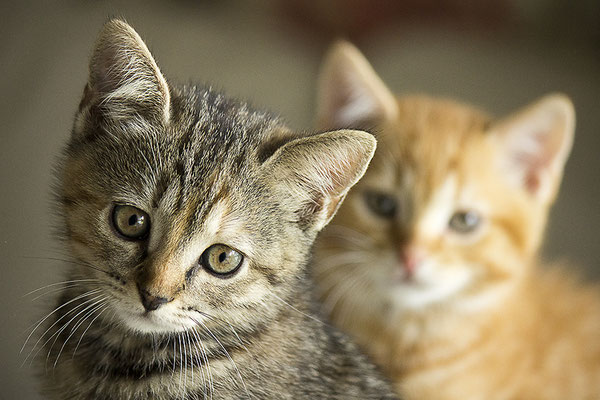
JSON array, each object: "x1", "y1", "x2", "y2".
[
  {"x1": 80, "y1": 19, "x2": 170, "y2": 123},
  {"x1": 490, "y1": 94, "x2": 575, "y2": 204},
  {"x1": 317, "y1": 41, "x2": 397, "y2": 130},
  {"x1": 264, "y1": 129, "x2": 376, "y2": 232}
]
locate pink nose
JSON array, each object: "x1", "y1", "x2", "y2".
[{"x1": 399, "y1": 246, "x2": 423, "y2": 276}]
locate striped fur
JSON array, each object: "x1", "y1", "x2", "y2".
[
  {"x1": 313, "y1": 41, "x2": 600, "y2": 399},
  {"x1": 36, "y1": 21, "x2": 397, "y2": 399}
]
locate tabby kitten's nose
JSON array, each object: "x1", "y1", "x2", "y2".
[{"x1": 137, "y1": 286, "x2": 172, "y2": 311}]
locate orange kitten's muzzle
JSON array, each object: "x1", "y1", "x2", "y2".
[{"x1": 398, "y1": 245, "x2": 425, "y2": 278}]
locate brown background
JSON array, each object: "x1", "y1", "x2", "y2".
[{"x1": 1, "y1": 1, "x2": 598, "y2": 398}]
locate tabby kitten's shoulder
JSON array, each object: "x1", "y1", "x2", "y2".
[
  {"x1": 34, "y1": 21, "x2": 398, "y2": 399},
  {"x1": 313, "y1": 40, "x2": 600, "y2": 400}
]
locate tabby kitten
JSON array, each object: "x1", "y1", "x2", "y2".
[
  {"x1": 313, "y1": 41, "x2": 600, "y2": 399},
  {"x1": 33, "y1": 21, "x2": 399, "y2": 399}
]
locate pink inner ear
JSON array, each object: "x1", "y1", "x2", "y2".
[
  {"x1": 510, "y1": 129, "x2": 555, "y2": 196},
  {"x1": 325, "y1": 83, "x2": 376, "y2": 129},
  {"x1": 525, "y1": 172, "x2": 540, "y2": 194},
  {"x1": 496, "y1": 94, "x2": 574, "y2": 202}
]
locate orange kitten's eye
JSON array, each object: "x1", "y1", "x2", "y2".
[
  {"x1": 112, "y1": 205, "x2": 150, "y2": 240},
  {"x1": 449, "y1": 210, "x2": 481, "y2": 234},
  {"x1": 200, "y1": 244, "x2": 244, "y2": 276},
  {"x1": 364, "y1": 191, "x2": 397, "y2": 218}
]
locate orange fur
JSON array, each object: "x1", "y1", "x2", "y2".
[{"x1": 313, "y1": 42, "x2": 600, "y2": 399}]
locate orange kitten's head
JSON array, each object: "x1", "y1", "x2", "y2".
[{"x1": 314, "y1": 42, "x2": 575, "y2": 313}]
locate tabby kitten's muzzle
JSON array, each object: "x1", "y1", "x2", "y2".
[{"x1": 137, "y1": 284, "x2": 174, "y2": 312}]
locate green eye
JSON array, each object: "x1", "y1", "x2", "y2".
[
  {"x1": 448, "y1": 210, "x2": 481, "y2": 234},
  {"x1": 112, "y1": 205, "x2": 150, "y2": 240},
  {"x1": 200, "y1": 244, "x2": 244, "y2": 276},
  {"x1": 364, "y1": 191, "x2": 397, "y2": 218}
]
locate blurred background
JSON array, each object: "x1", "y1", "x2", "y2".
[{"x1": 1, "y1": 0, "x2": 598, "y2": 398}]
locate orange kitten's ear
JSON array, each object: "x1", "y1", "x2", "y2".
[
  {"x1": 263, "y1": 129, "x2": 376, "y2": 232},
  {"x1": 317, "y1": 41, "x2": 397, "y2": 130},
  {"x1": 83, "y1": 19, "x2": 171, "y2": 123},
  {"x1": 490, "y1": 94, "x2": 575, "y2": 204}
]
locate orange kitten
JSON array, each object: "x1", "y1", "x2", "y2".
[{"x1": 313, "y1": 41, "x2": 600, "y2": 399}]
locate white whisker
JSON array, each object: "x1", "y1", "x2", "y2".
[
  {"x1": 184, "y1": 330, "x2": 194, "y2": 389},
  {"x1": 192, "y1": 326, "x2": 214, "y2": 399},
  {"x1": 23, "y1": 279, "x2": 102, "y2": 298},
  {"x1": 181, "y1": 331, "x2": 188, "y2": 398},
  {"x1": 52, "y1": 297, "x2": 108, "y2": 369},
  {"x1": 42, "y1": 294, "x2": 106, "y2": 370},
  {"x1": 192, "y1": 318, "x2": 250, "y2": 400},
  {"x1": 171, "y1": 335, "x2": 177, "y2": 378},
  {"x1": 194, "y1": 311, "x2": 252, "y2": 359},
  {"x1": 178, "y1": 333, "x2": 183, "y2": 391},
  {"x1": 72, "y1": 303, "x2": 108, "y2": 357},
  {"x1": 21, "y1": 289, "x2": 102, "y2": 364}
]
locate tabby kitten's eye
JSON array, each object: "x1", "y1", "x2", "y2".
[
  {"x1": 448, "y1": 210, "x2": 481, "y2": 234},
  {"x1": 112, "y1": 205, "x2": 150, "y2": 240},
  {"x1": 364, "y1": 191, "x2": 397, "y2": 218},
  {"x1": 200, "y1": 244, "x2": 244, "y2": 276}
]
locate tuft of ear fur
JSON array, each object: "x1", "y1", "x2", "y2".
[
  {"x1": 264, "y1": 129, "x2": 377, "y2": 232},
  {"x1": 317, "y1": 41, "x2": 397, "y2": 130},
  {"x1": 82, "y1": 19, "x2": 170, "y2": 123},
  {"x1": 490, "y1": 94, "x2": 575, "y2": 204}
]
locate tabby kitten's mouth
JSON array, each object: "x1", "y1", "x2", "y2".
[{"x1": 115, "y1": 304, "x2": 197, "y2": 334}]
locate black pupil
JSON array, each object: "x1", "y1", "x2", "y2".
[
  {"x1": 378, "y1": 197, "x2": 394, "y2": 212},
  {"x1": 368, "y1": 192, "x2": 396, "y2": 217},
  {"x1": 218, "y1": 252, "x2": 227, "y2": 263},
  {"x1": 128, "y1": 214, "x2": 138, "y2": 226}
]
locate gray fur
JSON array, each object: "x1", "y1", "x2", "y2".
[{"x1": 37, "y1": 19, "x2": 397, "y2": 399}]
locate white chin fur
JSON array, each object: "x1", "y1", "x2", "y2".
[
  {"x1": 114, "y1": 306, "x2": 195, "y2": 334},
  {"x1": 390, "y1": 262, "x2": 473, "y2": 309}
]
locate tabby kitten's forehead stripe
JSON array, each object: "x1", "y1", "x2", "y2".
[
  {"x1": 38, "y1": 20, "x2": 398, "y2": 399},
  {"x1": 314, "y1": 40, "x2": 600, "y2": 400}
]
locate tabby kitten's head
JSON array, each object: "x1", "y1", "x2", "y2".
[
  {"x1": 58, "y1": 21, "x2": 375, "y2": 335},
  {"x1": 314, "y1": 42, "x2": 574, "y2": 314}
]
